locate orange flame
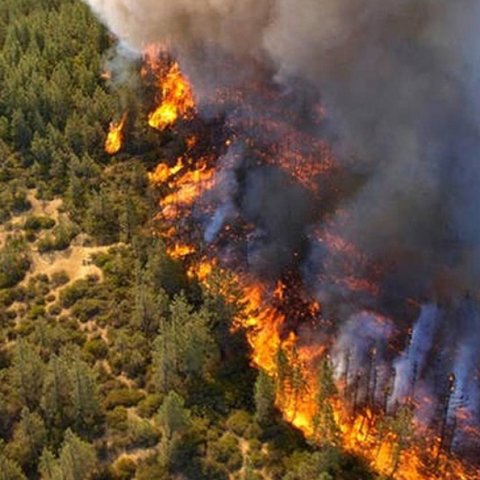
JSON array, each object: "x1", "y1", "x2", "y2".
[
  {"x1": 105, "y1": 113, "x2": 127, "y2": 155},
  {"x1": 140, "y1": 44, "x2": 475, "y2": 480},
  {"x1": 148, "y1": 61, "x2": 195, "y2": 131}
]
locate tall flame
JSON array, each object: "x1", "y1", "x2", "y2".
[
  {"x1": 138, "y1": 47, "x2": 475, "y2": 480},
  {"x1": 148, "y1": 61, "x2": 195, "y2": 131},
  {"x1": 104, "y1": 113, "x2": 127, "y2": 155}
]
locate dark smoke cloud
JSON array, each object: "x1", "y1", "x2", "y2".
[
  {"x1": 85, "y1": 0, "x2": 480, "y2": 298},
  {"x1": 85, "y1": 0, "x2": 480, "y2": 451}
]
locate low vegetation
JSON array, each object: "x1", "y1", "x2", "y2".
[{"x1": 0, "y1": 0, "x2": 377, "y2": 479}]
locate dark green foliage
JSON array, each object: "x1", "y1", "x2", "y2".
[
  {"x1": 10, "y1": 340, "x2": 45, "y2": 410},
  {"x1": 37, "y1": 219, "x2": 78, "y2": 253},
  {"x1": 0, "y1": 450, "x2": 27, "y2": 480},
  {"x1": 255, "y1": 370, "x2": 276, "y2": 427},
  {"x1": 39, "y1": 429, "x2": 97, "y2": 480},
  {"x1": 83, "y1": 337, "x2": 108, "y2": 360},
  {"x1": 4, "y1": 408, "x2": 46, "y2": 471},
  {"x1": 0, "y1": 3, "x2": 380, "y2": 479},
  {"x1": 312, "y1": 358, "x2": 340, "y2": 446},
  {"x1": 59, "y1": 276, "x2": 99, "y2": 309},
  {"x1": 152, "y1": 295, "x2": 218, "y2": 394},
  {"x1": 23, "y1": 215, "x2": 55, "y2": 232},
  {"x1": 0, "y1": 0, "x2": 116, "y2": 197},
  {"x1": 283, "y1": 448, "x2": 375, "y2": 480},
  {"x1": 0, "y1": 236, "x2": 30, "y2": 289},
  {"x1": 208, "y1": 432, "x2": 243, "y2": 472},
  {"x1": 226, "y1": 410, "x2": 253, "y2": 437},
  {"x1": 104, "y1": 389, "x2": 146, "y2": 410}
]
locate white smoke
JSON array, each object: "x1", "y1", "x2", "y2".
[
  {"x1": 84, "y1": 0, "x2": 480, "y2": 293},
  {"x1": 391, "y1": 304, "x2": 441, "y2": 406}
]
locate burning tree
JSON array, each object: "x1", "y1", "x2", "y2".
[
  {"x1": 312, "y1": 358, "x2": 340, "y2": 447},
  {"x1": 378, "y1": 405, "x2": 415, "y2": 477}
]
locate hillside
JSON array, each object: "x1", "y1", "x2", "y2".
[{"x1": 0, "y1": 1, "x2": 376, "y2": 479}]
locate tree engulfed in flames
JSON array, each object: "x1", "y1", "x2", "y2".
[
  {"x1": 106, "y1": 48, "x2": 476, "y2": 480},
  {"x1": 104, "y1": 113, "x2": 127, "y2": 155},
  {"x1": 147, "y1": 60, "x2": 195, "y2": 131}
]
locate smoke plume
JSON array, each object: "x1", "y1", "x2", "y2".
[
  {"x1": 85, "y1": 0, "x2": 480, "y2": 455},
  {"x1": 86, "y1": 0, "x2": 480, "y2": 298}
]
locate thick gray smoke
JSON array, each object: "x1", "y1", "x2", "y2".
[
  {"x1": 85, "y1": 0, "x2": 480, "y2": 450},
  {"x1": 85, "y1": 0, "x2": 480, "y2": 298}
]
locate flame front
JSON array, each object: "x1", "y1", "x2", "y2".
[
  {"x1": 104, "y1": 113, "x2": 127, "y2": 155},
  {"x1": 147, "y1": 61, "x2": 195, "y2": 131},
  {"x1": 119, "y1": 46, "x2": 477, "y2": 480}
]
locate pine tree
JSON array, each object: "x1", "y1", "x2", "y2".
[
  {"x1": 275, "y1": 345, "x2": 292, "y2": 410},
  {"x1": 312, "y1": 357, "x2": 340, "y2": 446},
  {"x1": 378, "y1": 405, "x2": 414, "y2": 475},
  {"x1": 0, "y1": 450, "x2": 26, "y2": 480},
  {"x1": 289, "y1": 346, "x2": 308, "y2": 421},
  {"x1": 68, "y1": 355, "x2": 102, "y2": 436},
  {"x1": 41, "y1": 354, "x2": 73, "y2": 436},
  {"x1": 156, "y1": 391, "x2": 191, "y2": 467},
  {"x1": 11, "y1": 340, "x2": 45, "y2": 410},
  {"x1": 5, "y1": 408, "x2": 46, "y2": 470},
  {"x1": 254, "y1": 370, "x2": 276, "y2": 426},
  {"x1": 39, "y1": 430, "x2": 97, "y2": 480},
  {"x1": 152, "y1": 296, "x2": 217, "y2": 393}
]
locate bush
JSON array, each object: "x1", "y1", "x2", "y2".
[
  {"x1": 127, "y1": 415, "x2": 159, "y2": 448},
  {"x1": 137, "y1": 393, "x2": 164, "y2": 418},
  {"x1": 59, "y1": 277, "x2": 97, "y2": 308},
  {"x1": 24, "y1": 215, "x2": 55, "y2": 231},
  {"x1": 112, "y1": 457, "x2": 136, "y2": 480},
  {"x1": 0, "y1": 236, "x2": 30, "y2": 288},
  {"x1": 208, "y1": 433, "x2": 243, "y2": 472},
  {"x1": 47, "y1": 303, "x2": 62, "y2": 316},
  {"x1": 84, "y1": 338, "x2": 108, "y2": 359},
  {"x1": 37, "y1": 220, "x2": 78, "y2": 253},
  {"x1": 104, "y1": 389, "x2": 146, "y2": 410},
  {"x1": 51, "y1": 270, "x2": 70, "y2": 288},
  {"x1": 71, "y1": 298, "x2": 105, "y2": 322},
  {"x1": 106, "y1": 407, "x2": 129, "y2": 433},
  {"x1": 226, "y1": 410, "x2": 253, "y2": 437},
  {"x1": 28, "y1": 304, "x2": 45, "y2": 319}
]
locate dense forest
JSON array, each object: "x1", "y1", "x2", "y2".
[{"x1": 0, "y1": 1, "x2": 380, "y2": 479}]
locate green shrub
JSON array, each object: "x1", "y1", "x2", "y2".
[
  {"x1": 208, "y1": 433, "x2": 242, "y2": 472},
  {"x1": 51, "y1": 270, "x2": 70, "y2": 288},
  {"x1": 28, "y1": 304, "x2": 45, "y2": 319},
  {"x1": 226, "y1": 410, "x2": 253, "y2": 437},
  {"x1": 0, "y1": 236, "x2": 30, "y2": 288},
  {"x1": 106, "y1": 407, "x2": 129, "y2": 433},
  {"x1": 37, "y1": 220, "x2": 78, "y2": 253},
  {"x1": 24, "y1": 215, "x2": 55, "y2": 231},
  {"x1": 71, "y1": 298, "x2": 105, "y2": 322},
  {"x1": 84, "y1": 338, "x2": 108, "y2": 359},
  {"x1": 137, "y1": 393, "x2": 164, "y2": 418},
  {"x1": 104, "y1": 389, "x2": 146, "y2": 410},
  {"x1": 59, "y1": 278, "x2": 96, "y2": 308},
  {"x1": 0, "y1": 289, "x2": 15, "y2": 307},
  {"x1": 112, "y1": 457, "x2": 136, "y2": 480},
  {"x1": 127, "y1": 415, "x2": 159, "y2": 448},
  {"x1": 47, "y1": 303, "x2": 62, "y2": 316}
]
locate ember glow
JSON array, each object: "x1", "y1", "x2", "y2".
[
  {"x1": 104, "y1": 112, "x2": 127, "y2": 154},
  {"x1": 87, "y1": 0, "x2": 480, "y2": 471},
  {"x1": 116, "y1": 48, "x2": 478, "y2": 479},
  {"x1": 145, "y1": 53, "x2": 195, "y2": 132}
]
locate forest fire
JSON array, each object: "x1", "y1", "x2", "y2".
[
  {"x1": 102, "y1": 44, "x2": 479, "y2": 479},
  {"x1": 104, "y1": 113, "x2": 127, "y2": 154},
  {"x1": 145, "y1": 52, "x2": 195, "y2": 131}
]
